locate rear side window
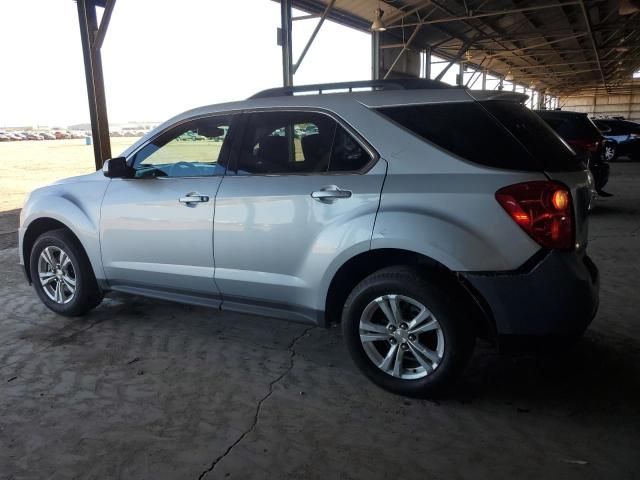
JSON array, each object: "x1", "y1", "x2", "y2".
[
  {"x1": 604, "y1": 120, "x2": 640, "y2": 135},
  {"x1": 377, "y1": 102, "x2": 582, "y2": 172},
  {"x1": 329, "y1": 125, "x2": 371, "y2": 172},
  {"x1": 234, "y1": 111, "x2": 371, "y2": 175}
]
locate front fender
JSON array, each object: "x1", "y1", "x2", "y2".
[{"x1": 20, "y1": 181, "x2": 108, "y2": 281}]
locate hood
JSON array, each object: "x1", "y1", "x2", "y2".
[{"x1": 50, "y1": 170, "x2": 107, "y2": 186}]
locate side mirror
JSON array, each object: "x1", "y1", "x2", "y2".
[{"x1": 103, "y1": 157, "x2": 134, "y2": 178}]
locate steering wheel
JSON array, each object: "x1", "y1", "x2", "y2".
[{"x1": 168, "y1": 161, "x2": 199, "y2": 177}]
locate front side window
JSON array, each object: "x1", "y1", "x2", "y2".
[
  {"x1": 234, "y1": 111, "x2": 371, "y2": 175},
  {"x1": 130, "y1": 116, "x2": 232, "y2": 178}
]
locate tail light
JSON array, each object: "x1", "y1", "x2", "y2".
[
  {"x1": 569, "y1": 138, "x2": 599, "y2": 152},
  {"x1": 495, "y1": 181, "x2": 574, "y2": 250}
]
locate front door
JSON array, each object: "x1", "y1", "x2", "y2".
[
  {"x1": 100, "y1": 114, "x2": 234, "y2": 304},
  {"x1": 213, "y1": 110, "x2": 385, "y2": 321}
]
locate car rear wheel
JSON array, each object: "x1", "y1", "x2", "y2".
[
  {"x1": 602, "y1": 143, "x2": 617, "y2": 162},
  {"x1": 29, "y1": 229, "x2": 103, "y2": 317},
  {"x1": 342, "y1": 266, "x2": 475, "y2": 397}
]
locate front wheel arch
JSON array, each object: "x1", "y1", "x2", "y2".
[
  {"x1": 29, "y1": 228, "x2": 103, "y2": 316},
  {"x1": 23, "y1": 218, "x2": 87, "y2": 284}
]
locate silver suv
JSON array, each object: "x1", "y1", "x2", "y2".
[{"x1": 19, "y1": 80, "x2": 599, "y2": 396}]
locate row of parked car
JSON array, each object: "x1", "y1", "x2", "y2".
[
  {"x1": 0, "y1": 129, "x2": 151, "y2": 142},
  {"x1": 534, "y1": 111, "x2": 640, "y2": 195},
  {"x1": 0, "y1": 130, "x2": 89, "y2": 142},
  {"x1": 110, "y1": 130, "x2": 149, "y2": 138}
]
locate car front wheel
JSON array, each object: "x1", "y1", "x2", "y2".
[
  {"x1": 342, "y1": 266, "x2": 475, "y2": 397},
  {"x1": 29, "y1": 229, "x2": 103, "y2": 317}
]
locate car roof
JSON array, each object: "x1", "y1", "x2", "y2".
[
  {"x1": 163, "y1": 87, "x2": 527, "y2": 124},
  {"x1": 120, "y1": 82, "x2": 528, "y2": 158}
]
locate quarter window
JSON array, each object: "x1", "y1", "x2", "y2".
[
  {"x1": 130, "y1": 116, "x2": 232, "y2": 178},
  {"x1": 377, "y1": 102, "x2": 584, "y2": 172}
]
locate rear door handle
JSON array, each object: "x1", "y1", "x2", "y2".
[
  {"x1": 179, "y1": 192, "x2": 210, "y2": 206},
  {"x1": 311, "y1": 185, "x2": 352, "y2": 203}
]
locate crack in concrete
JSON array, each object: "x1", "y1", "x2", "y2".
[{"x1": 198, "y1": 326, "x2": 315, "y2": 480}]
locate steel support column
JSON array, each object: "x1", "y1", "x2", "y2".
[
  {"x1": 77, "y1": 0, "x2": 113, "y2": 170},
  {"x1": 537, "y1": 92, "x2": 545, "y2": 109},
  {"x1": 280, "y1": 0, "x2": 293, "y2": 87},
  {"x1": 424, "y1": 46, "x2": 431, "y2": 79},
  {"x1": 371, "y1": 32, "x2": 380, "y2": 80}
]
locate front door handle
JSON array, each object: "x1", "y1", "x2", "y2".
[
  {"x1": 179, "y1": 192, "x2": 210, "y2": 206},
  {"x1": 311, "y1": 185, "x2": 352, "y2": 204}
]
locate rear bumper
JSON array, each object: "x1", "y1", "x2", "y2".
[{"x1": 461, "y1": 250, "x2": 599, "y2": 339}]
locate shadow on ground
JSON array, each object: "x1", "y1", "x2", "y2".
[
  {"x1": 1, "y1": 164, "x2": 640, "y2": 479},
  {"x1": 0, "y1": 208, "x2": 20, "y2": 250}
]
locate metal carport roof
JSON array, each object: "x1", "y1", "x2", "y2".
[
  {"x1": 75, "y1": 0, "x2": 640, "y2": 169},
  {"x1": 291, "y1": 0, "x2": 640, "y2": 95}
]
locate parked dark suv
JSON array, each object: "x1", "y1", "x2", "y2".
[
  {"x1": 535, "y1": 110, "x2": 610, "y2": 193},
  {"x1": 592, "y1": 118, "x2": 640, "y2": 161}
]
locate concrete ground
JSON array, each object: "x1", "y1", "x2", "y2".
[{"x1": 1, "y1": 163, "x2": 639, "y2": 480}]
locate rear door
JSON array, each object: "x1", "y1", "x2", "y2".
[{"x1": 213, "y1": 109, "x2": 385, "y2": 321}]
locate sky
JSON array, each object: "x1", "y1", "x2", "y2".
[{"x1": 0, "y1": 0, "x2": 371, "y2": 127}]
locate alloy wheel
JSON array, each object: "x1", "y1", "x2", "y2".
[
  {"x1": 604, "y1": 145, "x2": 616, "y2": 161},
  {"x1": 38, "y1": 246, "x2": 76, "y2": 304},
  {"x1": 359, "y1": 294, "x2": 444, "y2": 380}
]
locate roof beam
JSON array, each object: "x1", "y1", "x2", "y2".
[
  {"x1": 435, "y1": 40, "x2": 472, "y2": 81},
  {"x1": 580, "y1": 0, "x2": 608, "y2": 90},
  {"x1": 292, "y1": 0, "x2": 335, "y2": 74},
  {"x1": 382, "y1": 7, "x2": 439, "y2": 80},
  {"x1": 384, "y1": 2, "x2": 582, "y2": 29},
  {"x1": 490, "y1": 33, "x2": 588, "y2": 57},
  {"x1": 92, "y1": 0, "x2": 115, "y2": 51}
]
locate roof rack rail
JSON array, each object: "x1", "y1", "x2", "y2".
[{"x1": 249, "y1": 79, "x2": 455, "y2": 99}]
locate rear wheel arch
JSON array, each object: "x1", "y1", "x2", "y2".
[{"x1": 324, "y1": 248, "x2": 496, "y2": 342}]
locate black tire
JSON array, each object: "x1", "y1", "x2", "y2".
[
  {"x1": 342, "y1": 266, "x2": 475, "y2": 397},
  {"x1": 29, "y1": 229, "x2": 103, "y2": 317}
]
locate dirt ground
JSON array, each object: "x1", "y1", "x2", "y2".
[
  {"x1": 0, "y1": 138, "x2": 139, "y2": 213},
  {"x1": 0, "y1": 154, "x2": 639, "y2": 479}
]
